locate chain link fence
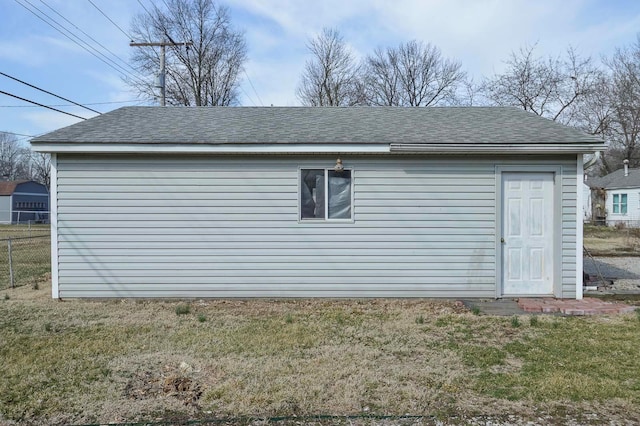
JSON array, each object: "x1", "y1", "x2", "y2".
[{"x1": 0, "y1": 225, "x2": 51, "y2": 290}]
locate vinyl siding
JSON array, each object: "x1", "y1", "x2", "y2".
[
  {"x1": 54, "y1": 154, "x2": 578, "y2": 298},
  {"x1": 561, "y1": 160, "x2": 578, "y2": 298}
]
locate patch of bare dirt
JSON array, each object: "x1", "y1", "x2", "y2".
[{"x1": 124, "y1": 365, "x2": 203, "y2": 408}]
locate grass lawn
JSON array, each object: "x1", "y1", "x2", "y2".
[
  {"x1": 0, "y1": 224, "x2": 50, "y2": 240},
  {"x1": 1, "y1": 283, "x2": 639, "y2": 425},
  {"x1": 583, "y1": 224, "x2": 640, "y2": 256},
  {"x1": 0, "y1": 225, "x2": 50, "y2": 290}
]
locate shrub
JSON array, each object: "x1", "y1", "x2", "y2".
[{"x1": 175, "y1": 304, "x2": 191, "y2": 315}]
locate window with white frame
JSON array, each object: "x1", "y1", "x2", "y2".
[
  {"x1": 613, "y1": 193, "x2": 628, "y2": 214},
  {"x1": 300, "y1": 168, "x2": 352, "y2": 220}
]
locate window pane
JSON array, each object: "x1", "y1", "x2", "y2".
[
  {"x1": 328, "y1": 170, "x2": 352, "y2": 219},
  {"x1": 622, "y1": 194, "x2": 628, "y2": 214},
  {"x1": 300, "y1": 169, "x2": 325, "y2": 219}
]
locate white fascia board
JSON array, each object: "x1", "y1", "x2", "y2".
[
  {"x1": 390, "y1": 143, "x2": 603, "y2": 154},
  {"x1": 31, "y1": 143, "x2": 390, "y2": 154},
  {"x1": 49, "y1": 154, "x2": 59, "y2": 299}
]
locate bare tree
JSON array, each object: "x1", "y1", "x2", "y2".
[
  {"x1": 479, "y1": 44, "x2": 601, "y2": 126},
  {"x1": 363, "y1": 46, "x2": 401, "y2": 106},
  {"x1": 129, "y1": 0, "x2": 247, "y2": 106},
  {"x1": 28, "y1": 152, "x2": 51, "y2": 189},
  {"x1": 363, "y1": 41, "x2": 466, "y2": 106},
  {"x1": 297, "y1": 28, "x2": 363, "y2": 106},
  {"x1": 0, "y1": 132, "x2": 31, "y2": 181},
  {"x1": 597, "y1": 36, "x2": 640, "y2": 173},
  {"x1": 572, "y1": 73, "x2": 613, "y2": 137}
]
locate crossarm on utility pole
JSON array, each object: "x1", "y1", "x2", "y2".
[{"x1": 130, "y1": 40, "x2": 193, "y2": 106}]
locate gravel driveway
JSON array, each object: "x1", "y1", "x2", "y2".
[{"x1": 583, "y1": 256, "x2": 640, "y2": 291}]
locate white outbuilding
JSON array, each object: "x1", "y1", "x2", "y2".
[{"x1": 31, "y1": 107, "x2": 603, "y2": 299}]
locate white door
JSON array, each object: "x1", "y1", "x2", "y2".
[{"x1": 502, "y1": 172, "x2": 554, "y2": 295}]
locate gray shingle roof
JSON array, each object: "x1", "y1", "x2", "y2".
[
  {"x1": 31, "y1": 106, "x2": 603, "y2": 145},
  {"x1": 587, "y1": 168, "x2": 640, "y2": 189}
]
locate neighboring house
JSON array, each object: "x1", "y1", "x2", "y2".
[
  {"x1": 31, "y1": 106, "x2": 603, "y2": 300},
  {"x1": 586, "y1": 160, "x2": 640, "y2": 227},
  {"x1": 0, "y1": 180, "x2": 50, "y2": 224}
]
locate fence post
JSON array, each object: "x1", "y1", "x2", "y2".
[{"x1": 8, "y1": 239, "x2": 14, "y2": 289}]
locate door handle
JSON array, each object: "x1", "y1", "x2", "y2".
[{"x1": 500, "y1": 237, "x2": 505, "y2": 243}]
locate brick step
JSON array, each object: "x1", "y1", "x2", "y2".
[{"x1": 517, "y1": 298, "x2": 637, "y2": 315}]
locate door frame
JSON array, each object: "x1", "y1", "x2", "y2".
[{"x1": 495, "y1": 165, "x2": 562, "y2": 298}]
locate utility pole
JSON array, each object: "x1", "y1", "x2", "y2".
[{"x1": 130, "y1": 40, "x2": 193, "y2": 106}]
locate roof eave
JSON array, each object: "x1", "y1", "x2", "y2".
[
  {"x1": 390, "y1": 143, "x2": 602, "y2": 154},
  {"x1": 31, "y1": 142, "x2": 391, "y2": 154},
  {"x1": 32, "y1": 141, "x2": 603, "y2": 155}
]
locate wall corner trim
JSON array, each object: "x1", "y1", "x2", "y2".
[{"x1": 50, "y1": 154, "x2": 59, "y2": 299}]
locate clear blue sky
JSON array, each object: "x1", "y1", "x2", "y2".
[{"x1": 1, "y1": 0, "x2": 639, "y2": 146}]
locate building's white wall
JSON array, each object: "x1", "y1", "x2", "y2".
[
  {"x1": 54, "y1": 154, "x2": 579, "y2": 298},
  {"x1": 0, "y1": 196, "x2": 11, "y2": 224},
  {"x1": 561, "y1": 159, "x2": 578, "y2": 298},
  {"x1": 606, "y1": 188, "x2": 640, "y2": 226}
]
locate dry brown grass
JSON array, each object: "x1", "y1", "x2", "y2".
[
  {"x1": 584, "y1": 225, "x2": 640, "y2": 256},
  {"x1": 0, "y1": 224, "x2": 51, "y2": 291},
  {"x1": 0, "y1": 224, "x2": 50, "y2": 239},
  {"x1": 1, "y1": 282, "x2": 640, "y2": 425}
]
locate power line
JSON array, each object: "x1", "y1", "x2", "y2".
[
  {"x1": 86, "y1": 0, "x2": 132, "y2": 41},
  {"x1": 0, "y1": 90, "x2": 87, "y2": 120},
  {"x1": 238, "y1": 85, "x2": 256, "y2": 106},
  {"x1": 0, "y1": 71, "x2": 102, "y2": 115},
  {"x1": 136, "y1": 0, "x2": 251, "y2": 107},
  {"x1": 39, "y1": 0, "x2": 138, "y2": 75},
  {"x1": 0, "y1": 131, "x2": 37, "y2": 138},
  {"x1": 0, "y1": 100, "x2": 142, "y2": 108},
  {"x1": 14, "y1": 0, "x2": 147, "y2": 86},
  {"x1": 16, "y1": 0, "x2": 130, "y2": 76},
  {"x1": 243, "y1": 70, "x2": 264, "y2": 106},
  {"x1": 136, "y1": 0, "x2": 155, "y2": 21},
  {"x1": 130, "y1": 41, "x2": 193, "y2": 106}
]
